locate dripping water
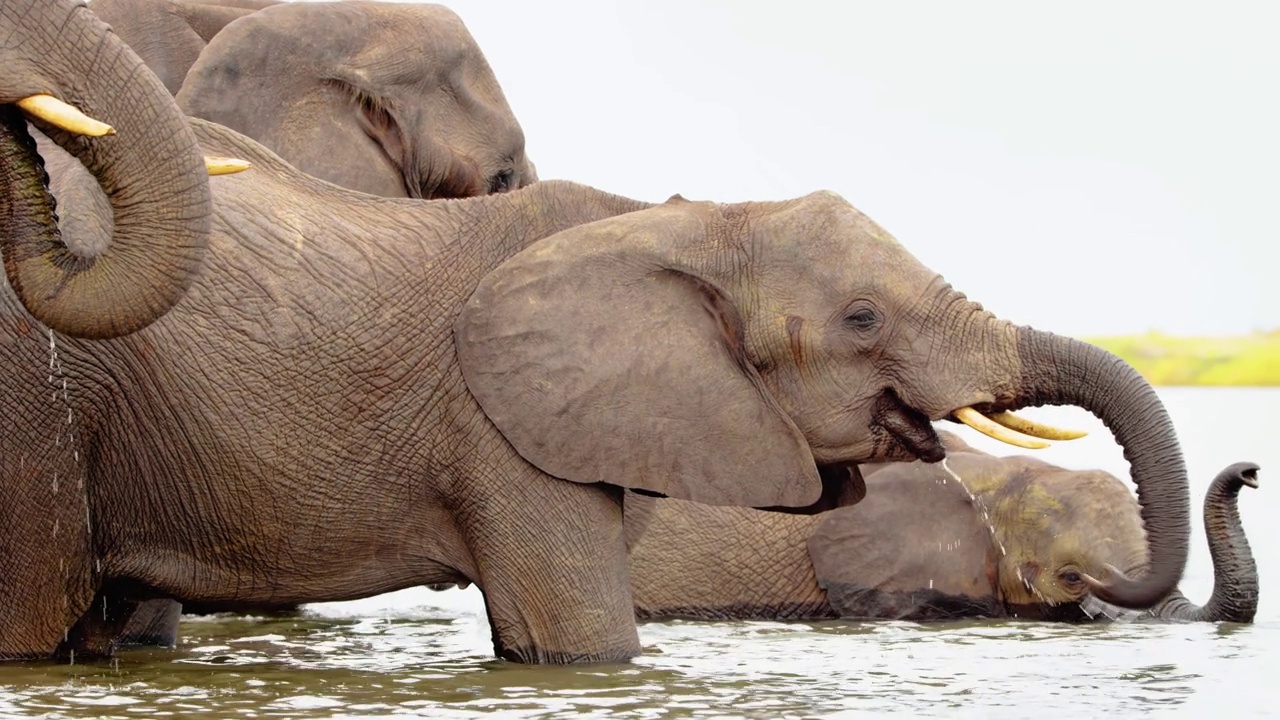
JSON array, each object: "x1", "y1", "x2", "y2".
[
  {"x1": 47, "y1": 329, "x2": 97, "y2": 625},
  {"x1": 938, "y1": 457, "x2": 1049, "y2": 603}
]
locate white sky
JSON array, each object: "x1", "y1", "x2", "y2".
[{"x1": 302, "y1": 0, "x2": 1280, "y2": 337}]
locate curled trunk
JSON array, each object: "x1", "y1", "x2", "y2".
[
  {"x1": 1015, "y1": 330, "x2": 1190, "y2": 609},
  {"x1": 1150, "y1": 462, "x2": 1259, "y2": 622},
  {"x1": 0, "y1": 0, "x2": 211, "y2": 338}
]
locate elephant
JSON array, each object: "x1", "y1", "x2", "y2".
[
  {"x1": 91, "y1": 0, "x2": 536, "y2": 199},
  {"x1": 627, "y1": 432, "x2": 1259, "y2": 624},
  {"x1": 2, "y1": 0, "x2": 1192, "y2": 664}
]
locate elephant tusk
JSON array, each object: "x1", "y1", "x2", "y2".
[
  {"x1": 16, "y1": 94, "x2": 115, "y2": 137},
  {"x1": 986, "y1": 410, "x2": 1087, "y2": 441},
  {"x1": 205, "y1": 156, "x2": 251, "y2": 175},
  {"x1": 952, "y1": 407, "x2": 1050, "y2": 450}
]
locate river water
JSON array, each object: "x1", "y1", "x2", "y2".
[{"x1": 0, "y1": 387, "x2": 1275, "y2": 718}]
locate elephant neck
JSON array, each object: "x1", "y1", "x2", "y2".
[{"x1": 626, "y1": 495, "x2": 835, "y2": 621}]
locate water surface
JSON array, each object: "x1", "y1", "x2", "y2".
[{"x1": 1, "y1": 388, "x2": 1275, "y2": 718}]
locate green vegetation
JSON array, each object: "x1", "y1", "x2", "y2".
[{"x1": 1085, "y1": 329, "x2": 1280, "y2": 386}]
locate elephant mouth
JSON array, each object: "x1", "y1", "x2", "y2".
[{"x1": 869, "y1": 389, "x2": 946, "y2": 463}]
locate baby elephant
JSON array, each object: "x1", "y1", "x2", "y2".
[{"x1": 628, "y1": 434, "x2": 1258, "y2": 624}]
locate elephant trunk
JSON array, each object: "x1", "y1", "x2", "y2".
[
  {"x1": 1149, "y1": 462, "x2": 1259, "y2": 622},
  {"x1": 0, "y1": 0, "x2": 211, "y2": 339},
  {"x1": 1014, "y1": 328, "x2": 1190, "y2": 610}
]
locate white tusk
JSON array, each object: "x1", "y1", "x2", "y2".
[
  {"x1": 205, "y1": 156, "x2": 251, "y2": 175},
  {"x1": 16, "y1": 95, "x2": 114, "y2": 137},
  {"x1": 952, "y1": 407, "x2": 1050, "y2": 450},
  {"x1": 986, "y1": 410, "x2": 1087, "y2": 441}
]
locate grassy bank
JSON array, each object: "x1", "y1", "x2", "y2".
[{"x1": 1084, "y1": 330, "x2": 1280, "y2": 386}]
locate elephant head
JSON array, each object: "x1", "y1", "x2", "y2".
[
  {"x1": 0, "y1": 0, "x2": 219, "y2": 338},
  {"x1": 457, "y1": 192, "x2": 1191, "y2": 610},
  {"x1": 817, "y1": 435, "x2": 1258, "y2": 623},
  {"x1": 176, "y1": 1, "x2": 535, "y2": 199}
]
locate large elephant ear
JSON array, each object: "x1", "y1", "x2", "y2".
[{"x1": 456, "y1": 204, "x2": 821, "y2": 508}]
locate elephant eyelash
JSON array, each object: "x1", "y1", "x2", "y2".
[{"x1": 843, "y1": 306, "x2": 880, "y2": 332}]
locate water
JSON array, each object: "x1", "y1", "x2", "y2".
[{"x1": 0, "y1": 387, "x2": 1276, "y2": 718}]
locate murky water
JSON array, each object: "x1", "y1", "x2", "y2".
[{"x1": 1, "y1": 388, "x2": 1276, "y2": 718}]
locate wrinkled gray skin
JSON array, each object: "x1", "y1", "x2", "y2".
[
  {"x1": 124, "y1": 437, "x2": 1257, "y2": 648},
  {"x1": 92, "y1": 0, "x2": 535, "y2": 198},
  {"x1": 88, "y1": 0, "x2": 279, "y2": 95},
  {"x1": 628, "y1": 433, "x2": 1258, "y2": 624},
  {"x1": 4, "y1": 1, "x2": 1192, "y2": 665}
]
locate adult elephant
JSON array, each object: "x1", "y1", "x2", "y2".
[
  {"x1": 87, "y1": 0, "x2": 280, "y2": 96},
  {"x1": 3, "y1": 2, "x2": 1191, "y2": 665},
  {"x1": 629, "y1": 433, "x2": 1258, "y2": 624},
  {"x1": 91, "y1": 0, "x2": 536, "y2": 199}
]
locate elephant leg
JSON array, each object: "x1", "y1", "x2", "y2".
[
  {"x1": 117, "y1": 599, "x2": 183, "y2": 648},
  {"x1": 461, "y1": 465, "x2": 639, "y2": 664},
  {"x1": 56, "y1": 591, "x2": 143, "y2": 660}
]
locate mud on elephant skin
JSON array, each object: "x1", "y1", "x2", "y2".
[
  {"x1": 627, "y1": 434, "x2": 1258, "y2": 624},
  {"x1": 5, "y1": 3, "x2": 1191, "y2": 665},
  {"x1": 91, "y1": 0, "x2": 535, "y2": 199}
]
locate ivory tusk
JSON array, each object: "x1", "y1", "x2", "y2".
[
  {"x1": 205, "y1": 156, "x2": 251, "y2": 175},
  {"x1": 952, "y1": 406, "x2": 1050, "y2": 450},
  {"x1": 986, "y1": 410, "x2": 1087, "y2": 441},
  {"x1": 16, "y1": 95, "x2": 114, "y2": 137}
]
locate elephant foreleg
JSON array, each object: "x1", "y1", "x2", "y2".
[{"x1": 460, "y1": 465, "x2": 640, "y2": 664}]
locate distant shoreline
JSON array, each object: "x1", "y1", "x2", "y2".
[{"x1": 1085, "y1": 330, "x2": 1280, "y2": 387}]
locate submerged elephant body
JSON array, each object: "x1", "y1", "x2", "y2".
[
  {"x1": 629, "y1": 436, "x2": 1258, "y2": 624},
  {"x1": 4, "y1": 0, "x2": 1193, "y2": 664}
]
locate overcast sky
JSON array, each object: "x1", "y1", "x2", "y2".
[{"x1": 301, "y1": 0, "x2": 1278, "y2": 337}]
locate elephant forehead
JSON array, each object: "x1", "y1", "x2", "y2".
[
  {"x1": 745, "y1": 199, "x2": 933, "y2": 297},
  {"x1": 357, "y1": 9, "x2": 482, "y2": 76}
]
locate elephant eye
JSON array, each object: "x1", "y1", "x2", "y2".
[
  {"x1": 844, "y1": 307, "x2": 880, "y2": 332},
  {"x1": 1059, "y1": 570, "x2": 1083, "y2": 586},
  {"x1": 490, "y1": 169, "x2": 516, "y2": 194}
]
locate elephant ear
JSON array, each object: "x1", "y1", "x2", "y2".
[{"x1": 456, "y1": 204, "x2": 821, "y2": 508}]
